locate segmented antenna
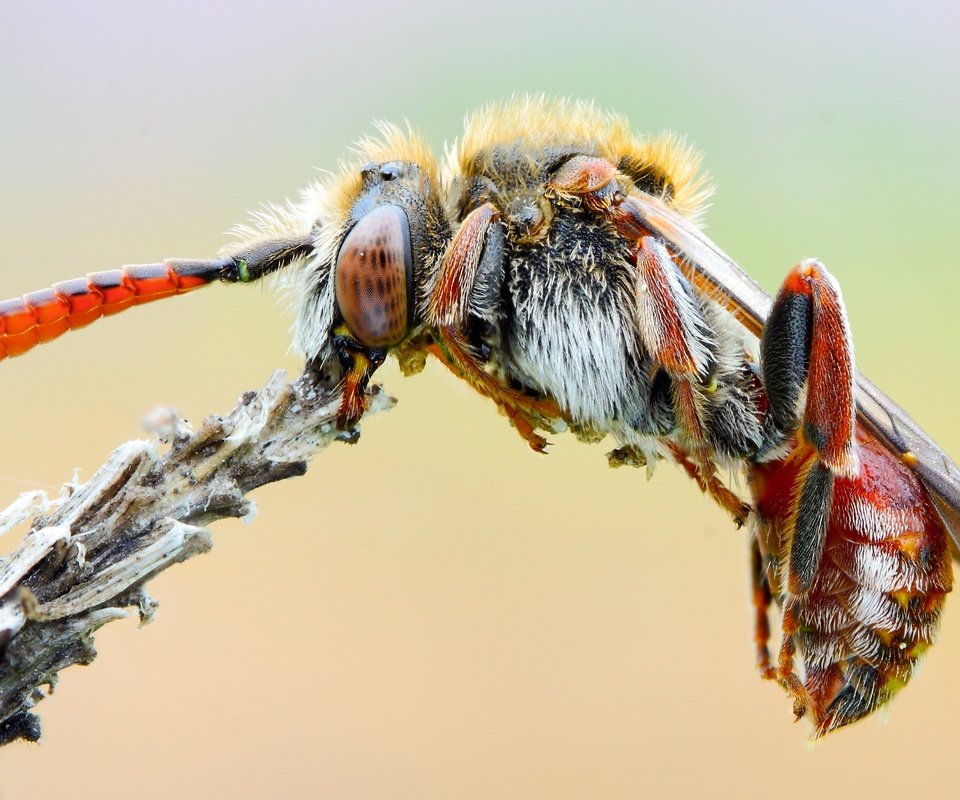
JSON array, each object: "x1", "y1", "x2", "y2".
[{"x1": 0, "y1": 237, "x2": 314, "y2": 360}]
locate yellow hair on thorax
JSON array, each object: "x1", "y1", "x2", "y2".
[{"x1": 455, "y1": 96, "x2": 712, "y2": 221}]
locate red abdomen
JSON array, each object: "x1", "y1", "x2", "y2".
[{"x1": 751, "y1": 429, "x2": 953, "y2": 735}]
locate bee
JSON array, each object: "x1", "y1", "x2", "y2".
[{"x1": 1, "y1": 97, "x2": 956, "y2": 738}]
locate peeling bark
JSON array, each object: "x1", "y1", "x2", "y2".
[{"x1": 0, "y1": 370, "x2": 394, "y2": 745}]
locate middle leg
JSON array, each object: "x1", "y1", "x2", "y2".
[{"x1": 548, "y1": 156, "x2": 751, "y2": 524}]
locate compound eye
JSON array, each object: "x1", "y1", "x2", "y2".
[{"x1": 335, "y1": 204, "x2": 412, "y2": 349}]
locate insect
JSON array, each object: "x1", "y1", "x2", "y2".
[{"x1": 1, "y1": 97, "x2": 956, "y2": 738}]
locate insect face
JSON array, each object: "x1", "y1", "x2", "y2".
[{"x1": 282, "y1": 134, "x2": 450, "y2": 426}]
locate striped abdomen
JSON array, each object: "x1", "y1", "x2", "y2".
[{"x1": 752, "y1": 431, "x2": 953, "y2": 736}]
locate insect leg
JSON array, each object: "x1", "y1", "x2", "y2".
[
  {"x1": 760, "y1": 260, "x2": 858, "y2": 476},
  {"x1": 760, "y1": 260, "x2": 859, "y2": 583},
  {"x1": 328, "y1": 329, "x2": 387, "y2": 429},
  {"x1": 754, "y1": 261, "x2": 861, "y2": 726},
  {"x1": 426, "y1": 203, "x2": 561, "y2": 451},
  {"x1": 749, "y1": 537, "x2": 775, "y2": 677},
  {"x1": 0, "y1": 236, "x2": 314, "y2": 361},
  {"x1": 634, "y1": 235, "x2": 751, "y2": 524}
]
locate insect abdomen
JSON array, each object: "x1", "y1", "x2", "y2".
[{"x1": 752, "y1": 434, "x2": 953, "y2": 735}]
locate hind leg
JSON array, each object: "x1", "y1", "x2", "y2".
[{"x1": 751, "y1": 260, "x2": 871, "y2": 731}]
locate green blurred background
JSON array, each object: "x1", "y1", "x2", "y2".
[{"x1": 1, "y1": 2, "x2": 958, "y2": 797}]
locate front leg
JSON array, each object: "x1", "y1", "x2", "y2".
[
  {"x1": 426, "y1": 203, "x2": 561, "y2": 451},
  {"x1": 328, "y1": 326, "x2": 386, "y2": 430}
]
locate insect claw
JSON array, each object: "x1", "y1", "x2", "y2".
[
  {"x1": 732, "y1": 503, "x2": 752, "y2": 528},
  {"x1": 792, "y1": 698, "x2": 807, "y2": 723},
  {"x1": 526, "y1": 433, "x2": 549, "y2": 453}
]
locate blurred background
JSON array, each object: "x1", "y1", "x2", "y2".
[{"x1": 1, "y1": 2, "x2": 958, "y2": 797}]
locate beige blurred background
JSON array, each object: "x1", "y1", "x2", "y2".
[{"x1": 1, "y1": 2, "x2": 959, "y2": 798}]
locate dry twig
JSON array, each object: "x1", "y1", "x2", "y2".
[{"x1": 0, "y1": 370, "x2": 394, "y2": 746}]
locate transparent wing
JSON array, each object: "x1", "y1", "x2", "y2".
[{"x1": 629, "y1": 193, "x2": 960, "y2": 550}]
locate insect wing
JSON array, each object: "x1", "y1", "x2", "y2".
[
  {"x1": 629, "y1": 193, "x2": 960, "y2": 550},
  {"x1": 855, "y1": 374, "x2": 960, "y2": 550}
]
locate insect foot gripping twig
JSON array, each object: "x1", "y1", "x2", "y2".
[{"x1": 0, "y1": 370, "x2": 395, "y2": 747}]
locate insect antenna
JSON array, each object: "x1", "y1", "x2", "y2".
[{"x1": 0, "y1": 235, "x2": 315, "y2": 361}]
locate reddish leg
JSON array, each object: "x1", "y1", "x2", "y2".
[
  {"x1": 329, "y1": 327, "x2": 386, "y2": 430},
  {"x1": 749, "y1": 537, "x2": 775, "y2": 678},
  {"x1": 747, "y1": 261, "x2": 858, "y2": 722},
  {"x1": 637, "y1": 236, "x2": 751, "y2": 524},
  {"x1": 761, "y1": 261, "x2": 858, "y2": 479},
  {"x1": 426, "y1": 203, "x2": 561, "y2": 451}
]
